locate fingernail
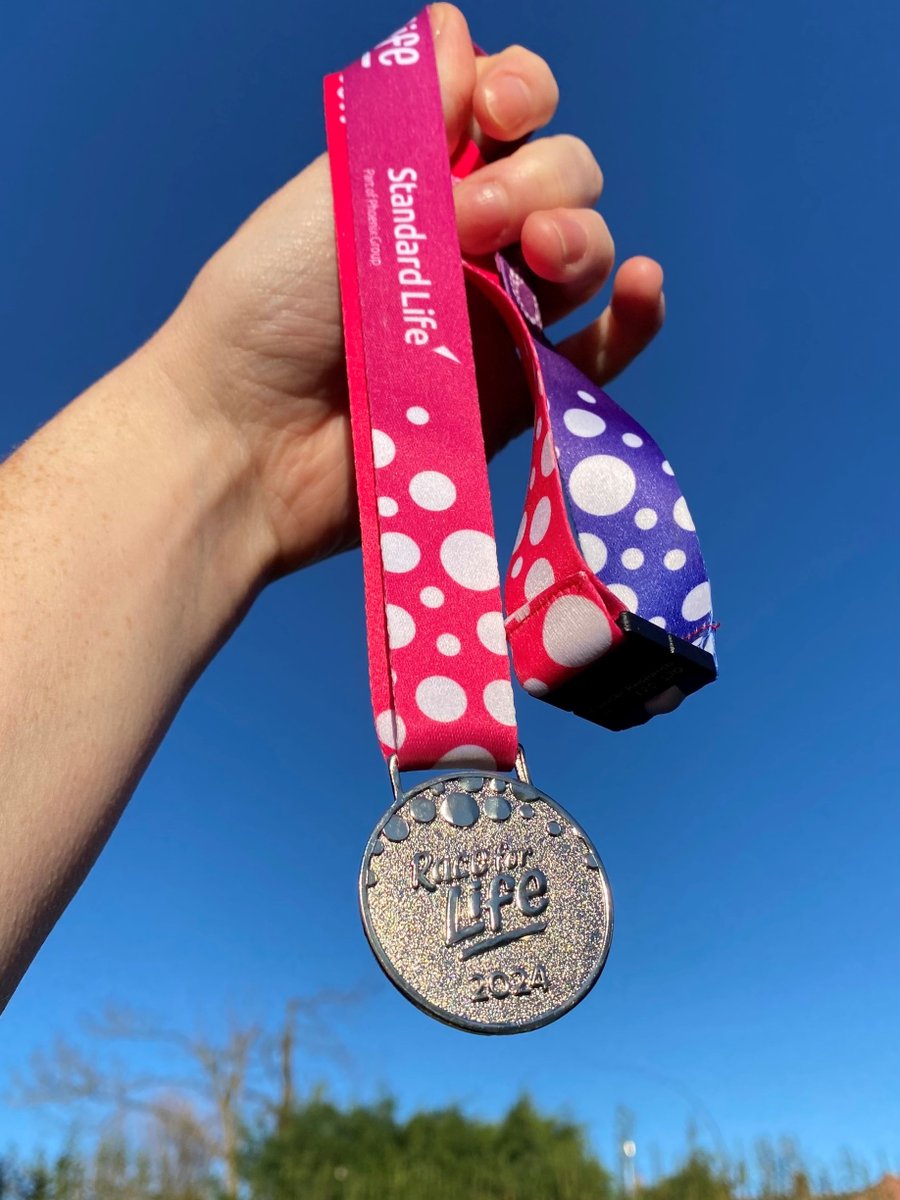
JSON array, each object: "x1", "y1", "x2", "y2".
[
  {"x1": 553, "y1": 213, "x2": 589, "y2": 265},
  {"x1": 483, "y1": 73, "x2": 533, "y2": 132}
]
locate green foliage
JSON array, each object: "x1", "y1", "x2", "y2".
[
  {"x1": 239, "y1": 1092, "x2": 614, "y2": 1200},
  {"x1": 641, "y1": 1151, "x2": 733, "y2": 1200},
  {"x1": 0, "y1": 1094, "x2": 890, "y2": 1200},
  {"x1": 0, "y1": 1133, "x2": 212, "y2": 1200}
]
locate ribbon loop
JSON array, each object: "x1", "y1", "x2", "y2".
[{"x1": 325, "y1": 9, "x2": 716, "y2": 772}]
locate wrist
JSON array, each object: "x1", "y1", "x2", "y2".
[
  {"x1": 116, "y1": 321, "x2": 281, "y2": 626},
  {"x1": 144, "y1": 312, "x2": 282, "y2": 583},
  {"x1": 156, "y1": 262, "x2": 360, "y2": 575}
]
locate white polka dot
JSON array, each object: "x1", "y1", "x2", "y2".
[
  {"x1": 372, "y1": 429, "x2": 395, "y2": 468},
  {"x1": 381, "y1": 532, "x2": 420, "y2": 572},
  {"x1": 524, "y1": 557, "x2": 555, "y2": 601},
  {"x1": 513, "y1": 513, "x2": 527, "y2": 551},
  {"x1": 420, "y1": 586, "x2": 444, "y2": 608},
  {"x1": 542, "y1": 596, "x2": 613, "y2": 667},
  {"x1": 406, "y1": 406, "x2": 429, "y2": 425},
  {"x1": 682, "y1": 581, "x2": 712, "y2": 622},
  {"x1": 607, "y1": 583, "x2": 638, "y2": 611},
  {"x1": 649, "y1": 616, "x2": 667, "y2": 628},
  {"x1": 437, "y1": 633, "x2": 461, "y2": 656},
  {"x1": 564, "y1": 409, "x2": 607, "y2": 438},
  {"x1": 375, "y1": 709, "x2": 406, "y2": 749},
  {"x1": 621, "y1": 548, "x2": 644, "y2": 570},
  {"x1": 635, "y1": 507, "x2": 657, "y2": 529},
  {"x1": 415, "y1": 676, "x2": 467, "y2": 722},
  {"x1": 664, "y1": 549, "x2": 687, "y2": 570},
  {"x1": 409, "y1": 470, "x2": 456, "y2": 511},
  {"x1": 577, "y1": 389, "x2": 597, "y2": 405},
  {"x1": 436, "y1": 745, "x2": 496, "y2": 770},
  {"x1": 511, "y1": 556, "x2": 523, "y2": 578},
  {"x1": 386, "y1": 604, "x2": 415, "y2": 649},
  {"x1": 673, "y1": 496, "x2": 695, "y2": 531},
  {"x1": 535, "y1": 416, "x2": 543, "y2": 439},
  {"x1": 477, "y1": 611, "x2": 507, "y2": 655},
  {"x1": 622, "y1": 432, "x2": 643, "y2": 447},
  {"x1": 578, "y1": 532, "x2": 608, "y2": 573},
  {"x1": 378, "y1": 496, "x2": 398, "y2": 517},
  {"x1": 483, "y1": 679, "x2": 516, "y2": 726},
  {"x1": 529, "y1": 468, "x2": 536, "y2": 489},
  {"x1": 662, "y1": 460, "x2": 674, "y2": 475},
  {"x1": 523, "y1": 677, "x2": 549, "y2": 696},
  {"x1": 540, "y1": 434, "x2": 555, "y2": 476},
  {"x1": 644, "y1": 686, "x2": 685, "y2": 717},
  {"x1": 569, "y1": 455, "x2": 636, "y2": 516},
  {"x1": 529, "y1": 497, "x2": 552, "y2": 545},
  {"x1": 440, "y1": 530, "x2": 500, "y2": 592}
]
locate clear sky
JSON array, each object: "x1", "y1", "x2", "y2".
[{"x1": 2, "y1": 0, "x2": 899, "y2": 1179}]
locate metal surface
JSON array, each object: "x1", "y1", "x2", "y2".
[{"x1": 359, "y1": 763, "x2": 613, "y2": 1034}]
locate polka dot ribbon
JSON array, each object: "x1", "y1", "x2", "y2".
[{"x1": 324, "y1": 10, "x2": 716, "y2": 773}]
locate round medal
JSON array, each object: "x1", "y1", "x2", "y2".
[{"x1": 359, "y1": 764, "x2": 613, "y2": 1034}]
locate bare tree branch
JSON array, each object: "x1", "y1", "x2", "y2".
[{"x1": 10, "y1": 989, "x2": 362, "y2": 1200}]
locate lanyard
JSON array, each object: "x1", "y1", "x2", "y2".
[
  {"x1": 326, "y1": 13, "x2": 716, "y2": 774},
  {"x1": 325, "y1": 9, "x2": 716, "y2": 1033}
]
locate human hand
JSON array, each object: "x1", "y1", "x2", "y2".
[{"x1": 155, "y1": 3, "x2": 665, "y2": 576}]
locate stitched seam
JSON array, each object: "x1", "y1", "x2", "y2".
[{"x1": 504, "y1": 570, "x2": 606, "y2": 631}]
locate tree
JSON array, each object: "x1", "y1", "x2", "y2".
[
  {"x1": 641, "y1": 1150, "x2": 734, "y2": 1200},
  {"x1": 13, "y1": 995, "x2": 358, "y2": 1200},
  {"x1": 240, "y1": 1091, "x2": 614, "y2": 1200}
]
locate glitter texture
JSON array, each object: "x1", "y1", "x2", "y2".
[{"x1": 359, "y1": 773, "x2": 612, "y2": 1034}]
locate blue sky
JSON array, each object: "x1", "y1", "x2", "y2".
[{"x1": 2, "y1": 0, "x2": 899, "y2": 1178}]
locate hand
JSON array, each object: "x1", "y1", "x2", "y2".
[{"x1": 156, "y1": 4, "x2": 665, "y2": 576}]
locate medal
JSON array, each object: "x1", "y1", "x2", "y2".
[
  {"x1": 361, "y1": 752, "x2": 612, "y2": 1033},
  {"x1": 325, "y1": 10, "x2": 716, "y2": 1033}
]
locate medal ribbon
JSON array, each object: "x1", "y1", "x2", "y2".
[{"x1": 325, "y1": 10, "x2": 716, "y2": 774}]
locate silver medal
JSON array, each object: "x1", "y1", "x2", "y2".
[{"x1": 359, "y1": 750, "x2": 613, "y2": 1034}]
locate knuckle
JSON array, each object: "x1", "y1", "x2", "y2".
[
  {"x1": 502, "y1": 43, "x2": 558, "y2": 86},
  {"x1": 554, "y1": 135, "x2": 603, "y2": 199},
  {"x1": 503, "y1": 42, "x2": 537, "y2": 64}
]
